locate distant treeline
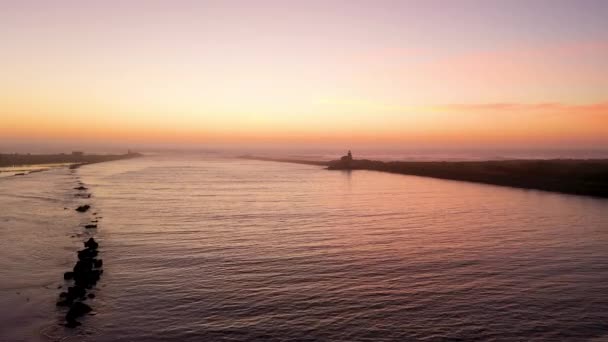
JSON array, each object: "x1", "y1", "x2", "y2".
[
  {"x1": 328, "y1": 158, "x2": 608, "y2": 198},
  {"x1": 0, "y1": 152, "x2": 141, "y2": 167}
]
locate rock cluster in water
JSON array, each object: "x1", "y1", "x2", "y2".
[
  {"x1": 75, "y1": 204, "x2": 90, "y2": 213},
  {"x1": 57, "y1": 237, "x2": 103, "y2": 327},
  {"x1": 58, "y1": 181, "x2": 104, "y2": 328}
]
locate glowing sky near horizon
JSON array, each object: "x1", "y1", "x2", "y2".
[{"x1": 1, "y1": 0, "x2": 607, "y2": 148}]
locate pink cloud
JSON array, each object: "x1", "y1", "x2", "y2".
[
  {"x1": 441, "y1": 102, "x2": 608, "y2": 116},
  {"x1": 357, "y1": 40, "x2": 608, "y2": 103}
]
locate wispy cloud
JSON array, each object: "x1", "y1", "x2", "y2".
[
  {"x1": 436, "y1": 102, "x2": 608, "y2": 119},
  {"x1": 355, "y1": 40, "x2": 608, "y2": 104}
]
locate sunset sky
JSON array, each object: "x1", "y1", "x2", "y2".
[{"x1": 1, "y1": 0, "x2": 607, "y2": 150}]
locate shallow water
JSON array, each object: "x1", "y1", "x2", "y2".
[
  {"x1": 0, "y1": 164, "x2": 69, "y2": 178},
  {"x1": 0, "y1": 167, "x2": 92, "y2": 341},
  {"x1": 2, "y1": 154, "x2": 608, "y2": 341}
]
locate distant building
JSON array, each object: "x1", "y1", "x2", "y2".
[
  {"x1": 341, "y1": 150, "x2": 353, "y2": 163},
  {"x1": 72, "y1": 151, "x2": 84, "y2": 156},
  {"x1": 327, "y1": 151, "x2": 355, "y2": 170}
]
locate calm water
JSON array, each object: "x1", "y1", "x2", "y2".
[{"x1": 2, "y1": 154, "x2": 608, "y2": 341}]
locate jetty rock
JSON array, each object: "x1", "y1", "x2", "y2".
[
  {"x1": 84, "y1": 238, "x2": 98, "y2": 249},
  {"x1": 75, "y1": 205, "x2": 91, "y2": 213},
  {"x1": 62, "y1": 285, "x2": 87, "y2": 302},
  {"x1": 77, "y1": 248, "x2": 98, "y2": 260},
  {"x1": 65, "y1": 302, "x2": 92, "y2": 327},
  {"x1": 67, "y1": 302, "x2": 92, "y2": 317}
]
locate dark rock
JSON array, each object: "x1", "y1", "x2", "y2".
[
  {"x1": 67, "y1": 286, "x2": 86, "y2": 299},
  {"x1": 73, "y1": 268, "x2": 101, "y2": 288},
  {"x1": 66, "y1": 302, "x2": 92, "y2": 320},
  {"x1": 89, "y1": 270, "x2": 101, "y2": 282},
  {"x1": 93, "y1": 259, "x2": 103, "y2": 268},
  {"x1": 73, "y1": 263, "x2": 90, "y2": 277},
  {"x1": 63, "y1": 272, "x2": 74, "y2": 280},
  {"x1": 75, "y1": 205, "x2": 90, "y2": 213},
  {"x1": 65, "y1": 319, "x2": 81, "y2": 328},
  {"x1": 87, "y1": 293, "x2": 95, "y2": 299},
  {"x1": 84, "y1": 224, "x2": 97, "y2": 229},
  {"x1": 84, "y1": 238, "x2": 98, "y2": 250},
  {"x1": 77, "y1": 248, "x2": 98, "y2": 261},
  {"x1": 76, "y1": 281, "x2": 93, "y2": 290},
  {"x1": 56, "y1": 300, "x2": 70, "y2": 307},
  {"x1": 74, "y1": 259, "x2": 92, "y2": 271},
  {"x1": 74, "y1": 186, "x2": 88, "y2": 190},
  {"x1": 59, "y1": 292, "x2": 68, "y2": 298}
]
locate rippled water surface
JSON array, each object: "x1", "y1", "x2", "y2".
[{"x1": 3, "y1": 154, "x2": 608, "y2": 341}]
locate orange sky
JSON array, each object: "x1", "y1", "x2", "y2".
[{"x1": 1, "y1": 1, "x2": 607, "y2": 150}]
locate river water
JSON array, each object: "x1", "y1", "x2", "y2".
[{"x1": 1, "y1": 154, "x2": 608, "y2": 341}]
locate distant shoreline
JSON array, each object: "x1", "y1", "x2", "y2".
[
  {"x1": 240, "y1": 155, "x2": 330, "y2": 166},
  {"x1": 0, "y1": 152, "x2": 142, "y2": 168},
  {"x1": 242, "y1": 156, "x2": 608, "y2": 198}
]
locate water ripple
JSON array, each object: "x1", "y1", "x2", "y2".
[{"x1": 71, "y1": 156, "x2": 608, "y2": 342}]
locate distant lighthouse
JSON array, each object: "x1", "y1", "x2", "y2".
[
  {"x1": 337, "y1": 150, "x2": 353, "y2": 169},
  {"x1": 328, "y1": 150, "x2": 355, "y2": 170},
  {"x1": 341, "y1": 150, "x2": 353, "y2": 162}
]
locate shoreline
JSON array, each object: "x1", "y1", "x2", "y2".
[
  {"x1": 0, "y1": 152, "x2": 142, "y2": 168},
  {"x1": 0, "y1": 152, "x2": 142, "y2": 177},
  {"x1": 0, "y1": 165, "x2": 98, "y2": 341},
  {"x1": 243, "y1": 156, "x2": 608, "y2": 198},
  {"x1": 239, "y1": 155, "x2": 329, "y2": 166}
]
